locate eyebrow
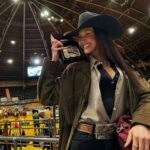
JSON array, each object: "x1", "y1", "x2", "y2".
[{"x1": 79, "y1": 32, "x2": 93, "y2": 37}]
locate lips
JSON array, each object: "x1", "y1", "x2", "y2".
[{"x1": 84, "y1": 44, "x2": 90, "y2": 49}]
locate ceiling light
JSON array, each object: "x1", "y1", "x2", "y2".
[
  {"x1": 11, "y1": 40, "x2": 16, "y2": 45},
  {"x1": 48, "y1": 18, "x2": 51, "y2": 21},
  {"x1": 41, "y1": 10, "x2": 50, "y2": 18},
  {"x1": 41, "y1": 12, "x2": 44, "y2": 17},
  {"x1": 51, "y1": 16, "x2": 54, "y2": 19},
  {"x1": 43, "y1": 10, "x2": 49, "y2": 17},
  {"x1": 12, "y1": 0, "x2": 19, "y2": 3},
  {"x1": 60, "y1": 18, "x2": 64, "y2": 22},
  {"x1": 7, "y1": 59, "x2": 13, "y2": 64},
  {"x1": 127, "y1": 27, "x2": 136, "y2": 35}
]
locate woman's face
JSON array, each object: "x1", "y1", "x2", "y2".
[{"x1": 78, "y1": 27, "x2": 97, "y2": 55}]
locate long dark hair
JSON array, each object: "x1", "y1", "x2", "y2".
[{"x1": 94, "y1": 28, "x2": 147, "y2": 92}]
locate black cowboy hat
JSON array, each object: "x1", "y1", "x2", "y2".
[{"x1": 66, "y1": 11, "x2": 123, "y2": 39}]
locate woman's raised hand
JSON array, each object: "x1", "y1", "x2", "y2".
[{"x1": 51, "y1": 39, "x2": 64, "y2": 61}]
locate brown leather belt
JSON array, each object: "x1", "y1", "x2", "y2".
[
  {"x1": 77, "y1": 123, "x2": 116, "y2": 139},
  {"x1": 77, "y1": 123, "x2": 95, "y2": 134}
]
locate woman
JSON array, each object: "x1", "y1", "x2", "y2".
[{"x1": 38, "y1": 11, "x2": 150, "y2": 150}]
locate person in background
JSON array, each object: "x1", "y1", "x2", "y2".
[
  {"x1": 38, "y1": 11, "x2": 150, "y2": 150},
  {"x1": 39, "y1": 108, "x2": 52, "y2": 150},
  {"x1": 22, "y1": 107, "x2": 27, "y2": 119},
  {"x1": 0, "y1": 129, "x2": 3, "y2": 150},
  {"x1": 45, "y1": 107, "x2": 53, "y2": 118},
  {"x1": 32, "y1": 110, "x2": 40, "y2": 136},
  {"x1": 14, "y1": 108, "x2": 19, "y2": 119},
  {"x1": 3, "y1": 109, "x2": 8, "y2": 119},
  {"x1": 3, "y1": 121, "x2": 11, "y2": 150}
]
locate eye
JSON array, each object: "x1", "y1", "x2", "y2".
[{"x1": 78, "y1": 33, "x2": 94, "y2": 41}]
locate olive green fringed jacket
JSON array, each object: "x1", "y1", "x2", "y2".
[{"x1": 37, "y1": 58, "x2": 150, "y2": 150}]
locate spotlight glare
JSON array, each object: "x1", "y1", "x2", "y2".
[
  {"x1": 48, "y1": 18, "x2": 51, "y2": 21},
  {"x1": 43, "y1": 10, "x2": 49, "y2": 17},
  {"x1": 51, "y1": 16, "x2": 54, "y2": 19},
  {"x1": 7, "y1": 59, "x2": 13, "y2": 64},
  {"x1": 11, "y1": 40, "x2": 16, "y2": 45},
  {"x1": 41, "y1": 12, "x2": 44, "y2": 17},
  {"x1": 12, "y1": 0, "x2": 19, "y2": 3},
  {"x1": 127, "y1": 27, "x2": 136, "y2": 35},
  {"x1": 33, "y1": 58, "x2": 41, "y2": 65},
  {"x1": 60, "y1": 18, "x2": 64, "y2": 22}
]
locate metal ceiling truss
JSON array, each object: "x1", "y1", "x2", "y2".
[
  {"x1": 28, "y1": 1, "x2": 49, "y2": 57},
  {"x1": 100, "y1": 1, "x2": 112, "y2": 14},
  {"x1": 33, "y1": 0, "x2": 76, "y2": 29},
  {"x1": 117, "y1": 0, "x2": 136, "y2": 20},
  {"x1": 41, "y1": 0, "x2": 79, "y2": 15},
  {"x1": 0, "y1": 2, "x2": 6, "y2": 9},
  {"x1": 31, "y1": 1, "x2": 59, "y2": 33},
  {"x1": 126, "y1": 33, "x2": 150, "y2": 47},
  {"x1": 0, "y1": 3, "x2": 14, "y2": 16},
  {"x1": 75, "y1": 0, "x2": 150, "y2": 29},
  {"x1": 0, "y1": 2, "x2": 21, "y2": 49},
  {"x1": 41, "y1": 0, "x2": 80, "y2": 29}
]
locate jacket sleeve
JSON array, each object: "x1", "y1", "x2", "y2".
[
  {"x1": 129, "y1": 69, "x2": 150, "y2": 126},
  {"x1": 37, "y1": 58, "x2": 65, "y2": 106}
]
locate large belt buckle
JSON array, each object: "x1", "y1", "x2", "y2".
[
  {"x1": 95, "y1": 132, "x2": 106, "y2": 139},
  {"x1": 95, "y1": 123, "x2": 116, "y2": 140},
  {"x1": 95, "y1": 124, "x2": 106, "y2": 139}
]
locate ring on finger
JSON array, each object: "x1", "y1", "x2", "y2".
[{"x1": 133, "y1": 144, "x2": 139, "y2": 149}]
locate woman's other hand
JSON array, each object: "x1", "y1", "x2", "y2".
[{"x1": 124, "y1": 124, "x2": 150, "y2": 150}]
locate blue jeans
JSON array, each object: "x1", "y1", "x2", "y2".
[{"x1": 69, "y1": 131, "x2": 121, "y2": 150}]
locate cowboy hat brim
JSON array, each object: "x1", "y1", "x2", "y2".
[{"x1": 66, "y1": 15, "x2": 123, "y2": 39}]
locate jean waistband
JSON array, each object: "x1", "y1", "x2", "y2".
[{"x1": 77, "y1": 123, "x2": 116, "y2": 139}]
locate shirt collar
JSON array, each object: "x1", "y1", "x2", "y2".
[{"x1": 90, "y1": 56, "x2": 102, "y2": 70}]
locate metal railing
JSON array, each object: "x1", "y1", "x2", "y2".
[
  {"x1": 0, "y1": 117, "x2": 59, "y2": 137},
  {"x1": 0, "y1": 136, "x2": 59, "y2": 150}
]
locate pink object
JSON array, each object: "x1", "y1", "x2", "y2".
[{"x1": 116, "y1": 115, "x2": 132, "y2": 150}]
